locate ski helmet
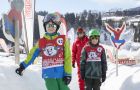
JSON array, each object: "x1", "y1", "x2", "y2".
[
  {"x1": 43, "y1": 12, "x2": 61, "y2": 32},
  {"x1": 88, "y1": 29, "x2": 100, "y2": 37}
]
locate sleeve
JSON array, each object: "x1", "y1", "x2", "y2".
[
  {"x1": 80, "y1": 48, "x2": 87, "y2": 78},
  {"x1": 72, "y1": 42, "x2": 77, "y2": 65},
  {"x1": 20, "y1": 42, "x2": 41, "y2": 69},
  {"x1": 101, "y1": 49, "x2": 107, "y2": 75},
  {"x1": 64, "y1": 38, "x2": 72, "y2": 76}
]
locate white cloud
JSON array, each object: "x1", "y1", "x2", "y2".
[{"x1": 136, "y1": 1, "x2": 140, "y2": 6}]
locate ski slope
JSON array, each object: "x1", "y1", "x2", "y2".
[
  {"x1": 0, "y1": 51, "x2": 140, "y2": 90},
  {"x1": 0, "y1": 26, "x2": 140, "y2": 90}
]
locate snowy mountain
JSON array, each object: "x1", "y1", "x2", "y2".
[{"x1": 127, "y1": 6, "x2": 140, "y2": 11}]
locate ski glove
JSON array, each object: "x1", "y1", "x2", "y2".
[
  {"x1": 72, "y1": 63, "x2": 75, "y2": 68},
  {"x1": 102, "y1": 74, "x2": 106, "y2": 83},
  {"x1": 15, "y1": 64, "x2": 25, "y2": 76},
  {"x1": 63, "y1": 76, "x2": 71, "y2": 85}
]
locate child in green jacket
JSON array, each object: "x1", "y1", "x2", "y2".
[
  {"x1": 15, "y1": 12, "x2": 72, "y2": 90},
  {"x1": 80, "y1": 29, "x2": 107, "y2": 90}
]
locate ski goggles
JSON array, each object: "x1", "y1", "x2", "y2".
[
  {"x1": 90, "y1": 35, "x2": 100, "y2": 40},
  {"x1": 43, "y1": 14, "x2": 60, "y2": 23},
  {"x1": 46, "y1": 23, "x2": 57, "y2": 29}
]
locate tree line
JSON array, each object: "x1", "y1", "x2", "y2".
[
  {"x1": 9, "y1": 9, "x2": 140, "y2": 43},
  {"x1": 35, "y1": 10, "x2": 102, "y2": 31},
  {"x1": 1, "y1": 8, "x2": 140, "y2": 44}
]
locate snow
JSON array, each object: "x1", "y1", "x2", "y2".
[
  {"x1": 0, "y1": 55, "x2": 46, "y2": 90},
  {"x1": 101, "y1": 62, "x2": 140, "y2": 90},
  {"x1": 0, "y1": 50, "x2": 140, "y2": 90},
  {"x1": 0, "y1": 26, "x2": 140, "y2": 90},
  {"x1": 0, "y1": 54, "x2": 79, "y2": 90},
  {"x1": 102, "y1": 16, "x2": 124, "y2": 21}
]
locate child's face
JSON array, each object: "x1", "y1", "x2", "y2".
[
  {"x1": 46, "y1": 21, "x2": 57, "y2": 33},
  {"x1": 90, "y1": 36, "x2": 99, "y2": 45}
]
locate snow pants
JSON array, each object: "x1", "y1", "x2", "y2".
[
  {"x1": 85, "y1": 78, "x2": 101, "y2": 90},
  {"x1": 44, "y1": 78, "x2": 70, "y2": 90},
  {"x1": 77, "y1": 62, "x2": 85, "y2": 90}
]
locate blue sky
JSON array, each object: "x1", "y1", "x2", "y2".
[
  {"x1": 35, "y1": 0, "x2": 140, "y2": 13},
  {"x1": 0, "y1": 0, "x2": 140, "y2": 18}
]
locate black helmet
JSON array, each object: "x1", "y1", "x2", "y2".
[{"x1": 43, "y1": 12, "x2": 61, "y2": 32}]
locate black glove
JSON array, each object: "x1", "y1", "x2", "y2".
[
  {"x1": 102, "y1": 74, "x2": 106, "y2": 83},
  {"x1": 63, "y1": 76, "x2": 71, "y2": 85},
  {"x1": 15, "y1": 64, "x2": 25, "y2": 76},
  {"x1": 72, "y1": 63, "x2": 75, "y2": 68}
]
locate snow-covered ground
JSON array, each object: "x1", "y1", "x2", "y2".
[
  {"x1": 101, "y1": 62, "x2": 140, "y2": 90},
  {"x1": 0, "y1": 55, "x2": 46, "y2": 90},
  {"x1": 0, "y1": 52, "x2": 140, "y2": 90},
  {"x1": 0, "y1": 26, "x2": 140, "y2": 90},
  {"x1": 0, "y1": 54, "x2": 79, "y2": 90}
]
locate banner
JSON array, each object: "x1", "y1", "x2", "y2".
[
  {"x1": 23, "y1": 0, "x2": 34, "y2": 51},
  {"x1": 2, "y1": 0, "x2": 24, "y2": 43}
]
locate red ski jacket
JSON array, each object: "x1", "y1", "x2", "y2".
[{"x1": 72, "y1": 36, "x2": 88, "y2": 65}]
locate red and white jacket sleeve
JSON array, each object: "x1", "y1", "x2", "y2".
[{"x1": 72, "y1": 42, "x2": 77, "y2": 65}]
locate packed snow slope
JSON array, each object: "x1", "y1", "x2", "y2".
[{"x1": 0, "y1": 53, "x2": 140, "y2": 90}]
